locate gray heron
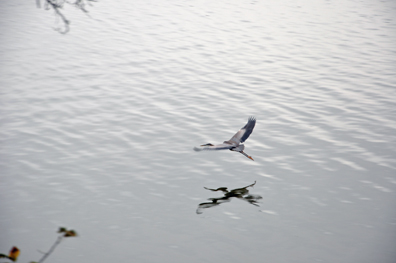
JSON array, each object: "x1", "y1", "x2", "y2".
[{"x1": 193, "y1": 117, "x2": 256, "y2": 161}]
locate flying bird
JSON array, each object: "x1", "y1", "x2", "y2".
[{"x1": 193, "y1": 117, "x2": 256, "y2": 160}]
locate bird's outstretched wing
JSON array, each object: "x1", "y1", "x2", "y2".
[
  {"x1": 193, "y1": 143, "x2": 233, "y2": 151},
  {"x1": 229, "y1": 117, "x2": 256, "y2": 144}
]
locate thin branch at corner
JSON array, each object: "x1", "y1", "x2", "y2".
[{"x1": 37, "y1": 0, "x2": 97, "y2": 34}]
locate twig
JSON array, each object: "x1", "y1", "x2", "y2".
[
  {"x1": 37, "y1": 236, "x2": 63, "y2": 263},
  {"x1": 45, "y1": 0, "x2": 70, "y2": 34},
  {"x1": 37, "y1": 0, "x2": 96, "y2": 33}
]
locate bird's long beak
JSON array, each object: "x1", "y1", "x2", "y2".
[{"x1": 240, "y1": 151, "x2": 254, "y2": 161}]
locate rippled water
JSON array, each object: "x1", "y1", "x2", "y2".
[{"x1": 1, "y1": 0, "x2": 396, "y2": 262}]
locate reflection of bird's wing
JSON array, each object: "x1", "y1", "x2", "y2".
[
  {"x1": 243, "y1": 194, "x2": 262, "y2": 206},
  {"x1": 229, "y1": 117, "x2": 256, "y2": 144},
  {"x1": 244, "y1": 181, "x2": 256, "y2": 189},
  {"x1": 204, "y1": 187, "x2": 228, "y2": 192},
  {"x1": 196, "y1": 202, "x2": 220, "y2": 214},
  {"x1": 228, "y1": 181, "x2": 256, "y2": 196},
  {"x1": 193, "y1": 143, "x2": 233, "y2": 151}
]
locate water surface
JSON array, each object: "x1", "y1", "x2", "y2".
[{"x1": 1, "y1": 0, "x2": 396, "y2": 262}]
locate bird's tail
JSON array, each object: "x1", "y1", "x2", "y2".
[{"x1": 193, "y1": 147, "x2": 203, "y2": 152}]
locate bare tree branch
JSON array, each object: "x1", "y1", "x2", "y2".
[{"x1": 36, "y1": 0, "x2": 96, "y2": 34}]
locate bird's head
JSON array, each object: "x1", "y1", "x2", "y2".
[{"x1": 200, "y1": 143, "x2": 214, "y2": 146}]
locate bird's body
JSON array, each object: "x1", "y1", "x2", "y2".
[{"x1": 193, "y1": 117, "x2": 256, "y2": 160}]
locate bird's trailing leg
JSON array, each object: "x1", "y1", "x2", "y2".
[{"x1": 240, "y1": 151, "x2": 254, "y2": 161}]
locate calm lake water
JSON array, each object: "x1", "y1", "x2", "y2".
[{"x1": 1, "y1": 0, "x2": 396, "y2": 262}]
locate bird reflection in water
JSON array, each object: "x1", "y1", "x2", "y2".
[{"x1": 196, "y1": 181, "x2": 262, "y2": 214}]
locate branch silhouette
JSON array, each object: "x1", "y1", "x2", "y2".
[
  {"x1": 0, "y1": 227, "x2": 77, "y2": 263},
  {"x1": 35, "y1": 227, "x2": 78, "y2": 263},
  {"x1": 36, "y1": 0, "x2": 97, "y2": 33}
]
